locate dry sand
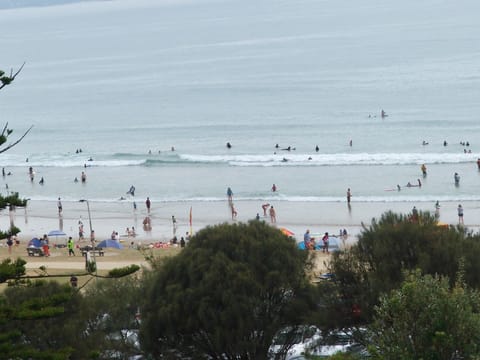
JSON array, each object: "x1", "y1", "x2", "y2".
[{"x1": 2, "y1": 198, "x2": 478, "y2": 280}]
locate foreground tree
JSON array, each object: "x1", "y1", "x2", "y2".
[
  {"x1": 369, "y1": 269, "x2": 480, "y2": 359},
  {"x1": 0, "y1": 64, "x2": 33, "y2": 154},
  {"x1": 324, "y1": 210, "x2": 480, "y2": 327},
  {"x1": 0, "y1": 64, "x2": 33, "y2": 236},
  {"x1": 140, "y1": 220, "x2": 318, "y2": 359},
  {"x1": 0, "y1": 281, "x2": 80, "y2": 359}
]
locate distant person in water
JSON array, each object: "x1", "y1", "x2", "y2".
[
  {"x1": 127, "y1": 185, "x2": 135, "y2": 196},
  {"x1": 381, "y1": 109, "x2": 387, "y2": 118},
  {"x1": 226, "y1": 142, "x2": 232, "y2": 149},
  {"x1": 81, "y1": 171, "x2": 87, "y2": 183},
  {"x1": 145, "y1": 197, "x2": 151, "y2": 212},
  {"x1": 39, "y1": 177, "x2": 44, "y2": 185},
  {"x1": 454, "y1": 172, "x2": 460, "y2": 185},
  {"x1": 227, "y1": 187, "x2": 233, "y2": 201},
  {"x1": 271, "y1": 184, "x2": 277, "y2": 192},
  {"x1": 346, "y1": 188, "x2": 352, "y2": 203},
  {"x1": 477, "y1": 158, "x2": 480, "y2": 169},
  {"x1": 421, "y1": 164, "x2": 427, "y2": 176},
  {"x1": 315, "y1": 145, "x2": 319, "y2": 152},
  {"x1": 443, "y1": 140, "x2": 448, "y2": 146}
]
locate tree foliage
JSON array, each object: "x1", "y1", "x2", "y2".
[
  {"x1": 369, "y1": 269, "x2": 480, "y2": 359},
  {"x1": 325, "y1": 210, "x2": 480, "y2": 326},
  {"x1": 140, "y1": 220, "x2": 318, "y2": 359},
  {"x1": 0, "y1": 281, "x2": 79, "y2": 359}
]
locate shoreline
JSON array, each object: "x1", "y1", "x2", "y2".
[{"x1": 0, "y1": 199, "x2": 478, "y2": 246}]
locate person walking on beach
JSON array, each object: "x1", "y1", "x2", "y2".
[
  {"x1": 230, "y1": 203, "x2": 238, "y2": 220},
  {"x1": 304, "y1": 229, "x2": 314, "y2": 250},
  {"x1": 57, "y1": 197, "x2": 62, "y2": 214},
  {"x1": 262, "y1": 203, "x2": 270, "y2": 217},
  {"x1": 435, "y1": 201, "x2": 440, "y2": 220},
  {"x1": 269, "y1": 206, "x2": 276, "y2": 223},
  {"x1": 78, "y1": 219, "x2": 84, "y2": 240},
  {"x1": 322, "y1": 232, "x2": 329, "y2": 253},
  {"x1": 41, "y1": 235, "x2": 50, "y2": 257},
  {"x1": 458, "y1": 204, "x2": 464, "y2": 225},
  {"x1": 67, "y1": 237, "x2": 75, "y2": 256},
  {"x1": 145, "y1": 197, "x2": 151, "y2": 213},
  {"x1": 227, "y1": 187, "x2": 233, "y2": 202},
  {"x1": 6, "y1": 236, "x2": 13, "y2": 255},
  {"x1": 347, "y1": 188, "x2": 352, "y2": 203},
  {"x1": 172, "y1": 215, "x2": 177, "y2": 237},
  {"x1": 412, "y1": 206, "x2": 419, "y2": 222}
]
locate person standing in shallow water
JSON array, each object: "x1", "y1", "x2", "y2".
[
  {"x1": 227, "y1": 187, "x2": 233, "y2": 202},
  {"x1": 346, "y1": 188, "x2": 352, "y2": 203},
  {"x1": 145, "y1": 197, "x2": 151, "y2": 213}
]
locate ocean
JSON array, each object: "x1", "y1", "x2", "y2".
[{"x1": 1, "y1": 0, "x2": 480, "y2": 209}]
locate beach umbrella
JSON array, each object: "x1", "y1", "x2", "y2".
[
  {"x1": 48, "y1": 230, "x2": 66, "y2": 237},
  {"x1": 97, "y1": 239, "x2": 124, "y2": 249},
  {"x1": 280, "y1": 227, "x2": 295, "y2": 237},
  {"x1": 28, "y1": 237, "x2": 42, "y2": 248}
]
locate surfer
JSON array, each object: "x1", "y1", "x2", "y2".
[{"x1": 127, "y1": 185, "x2": 136, "y2": 196}]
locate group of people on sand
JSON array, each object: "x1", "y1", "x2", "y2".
[
  {"x1": 227, "y1": 187, "x2": 277, "y2": 223},
  {"x1": 303, "y1": 230, "x2": 330, "y2": 253}
]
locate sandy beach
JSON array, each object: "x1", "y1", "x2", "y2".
[
  {"x1": 1, "y1": 199, "x2": 478, "y2": 246},
  {"x1": 1, "y1": 198, "x2": 475, "y2": 279}
]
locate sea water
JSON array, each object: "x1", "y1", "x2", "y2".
[{"x1": 1, "y1": 0, "x2": 480, "y2": 208}]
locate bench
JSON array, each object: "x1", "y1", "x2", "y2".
[
  {"x1": 80, "y1": 247, "x2": 105, "y2": 257},
  {"x1": 27, "y1": 247, "x2": 45, "y2": 257}
]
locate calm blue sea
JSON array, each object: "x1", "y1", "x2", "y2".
[{"x1": 1, "y1": 0, "x2": 480, "y2": 206}]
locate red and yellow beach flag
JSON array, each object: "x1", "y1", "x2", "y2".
[{"x1": 189, "y1": 206, "x2": 193, "y2": 236}]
